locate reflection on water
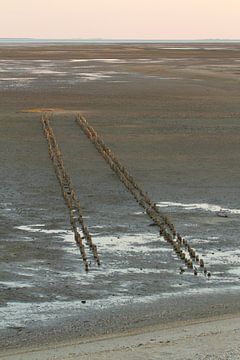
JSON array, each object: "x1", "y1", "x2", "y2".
[{"x1": 157, "y1": 201, "x2": 240, "y2": 214}]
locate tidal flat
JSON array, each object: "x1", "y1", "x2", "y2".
[{"x1": 0, "y1": 43, "x2": 240, "y2": 352}]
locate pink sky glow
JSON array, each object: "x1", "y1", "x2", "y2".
[{"x1": 0, "y1": 0, "x2": 239, "y2": 39}]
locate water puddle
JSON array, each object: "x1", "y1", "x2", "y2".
[
  {"x1": 0, "y1": 281, "x2": 32, "y2": 289},
  {"x1": 30, "y1": 69, "x2": 67, "y2": 75},
  {"x1": 16, "y1": 224, "x2": 69, "y2": 235},
  {"x1": 157, "y1": 201, "x2": 240, "y2": 214},
  {"x1": 76, "y1": 72, "x2": 113, "y2": 81},
  {"x1": 0, "y1": 77, "x2": 36, "y2": 81},
  {"x1": 70, "y1": 58, "x2": 127, "y2": 64}
]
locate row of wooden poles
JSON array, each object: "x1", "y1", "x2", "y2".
[
  {"x1": 41, "y1": 113, "x2": 100, "y2": 272},
  {"x1": 75, "y1": 113, "x2": 211, "y2": 277}
]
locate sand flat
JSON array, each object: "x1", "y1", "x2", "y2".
[{"x1": 1, "y1": 314, "x2": 240, "y2": 359}]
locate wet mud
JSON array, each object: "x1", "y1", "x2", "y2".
[{"x1": 0, "y1": 43, "x2": 240, "y2": 349}]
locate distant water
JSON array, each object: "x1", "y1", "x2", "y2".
[{"x1": 0, "y1": 38, "x2": 240, "y2": 44}]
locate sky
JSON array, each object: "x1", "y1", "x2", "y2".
[{"x1": 0, "y1": 0, "x2": 240, "y2": 40}]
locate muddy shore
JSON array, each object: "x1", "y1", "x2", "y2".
[{"x1": 0, "y1": 43, "x2": 240, "y2": 350}]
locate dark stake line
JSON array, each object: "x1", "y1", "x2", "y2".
[
  {"x1": 41, "y1": 113, "x2": 100, "y2": 271},
  {"x1": 75, "y1": 113, "x2": 211, "y2": 277}
]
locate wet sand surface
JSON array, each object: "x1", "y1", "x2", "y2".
[
  {"x1": 1, "y1": 314, "x2": 240, "y2": 360},
  {"x1": 0, "y1": 43, "x2": 240, "y2": 351}
]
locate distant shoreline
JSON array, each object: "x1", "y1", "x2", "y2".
[{"x1": 1, "y1": 38, "x2": 240, "y2": 44}]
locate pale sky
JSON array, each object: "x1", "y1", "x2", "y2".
[{"x1": 0, "y1": 0, "x2": 239, "y2": 40}]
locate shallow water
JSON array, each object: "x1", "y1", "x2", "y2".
[
  {"x1": 0, "y1": 59, "x2": 141, "y2": 90},
  {"x1": 1, "y1": 203, "x2": 239, "y2": 331},
  {"x1": 157, "y1": 201, "x2": 240, "y2": 214},
  {"x1": 0, "y1": 57, "x2": 210, "y2": 91}
]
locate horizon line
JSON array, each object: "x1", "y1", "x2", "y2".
[{"x1": 1, "y1": 37, "x2": 240, "y2": 42}]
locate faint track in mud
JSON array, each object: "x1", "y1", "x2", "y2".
[
  {"x1": 75, "y1": 113, "x2": 211, "y2": 277},
  {"x1": 41, "y1": 113, "x2": 100, "y2": 272}
]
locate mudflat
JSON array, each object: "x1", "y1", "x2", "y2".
[{"x1": 0, "y1": 43, "x2": 240, "y2": 352}]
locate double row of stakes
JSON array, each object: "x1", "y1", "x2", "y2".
[
  {"x1": 41, "y1": 112, "x2": 211, "y2": 276},
  {"x1": 75, "y1": 114, "x2": 211, "y2": 277}
]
